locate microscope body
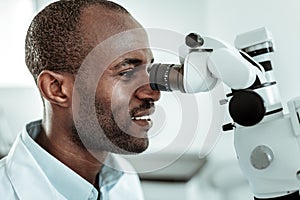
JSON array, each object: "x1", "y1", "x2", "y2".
[
  {"x1": 232, "y1": 28, "x2": 300, "y2": 199},
  {"x1": 234, "y1": 105, "x2": 300, "y2": 199},
  {"x1": 149, "y1": 27, "x2": 300, "y2": 199}
]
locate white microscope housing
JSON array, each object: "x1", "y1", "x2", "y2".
[{"x1": 148, "y1": 27, "x2": 300, "y2": 199}]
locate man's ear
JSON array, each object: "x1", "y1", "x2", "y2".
[{"x1": 37, "y1": 70, "x2": 74, "y2": 107}]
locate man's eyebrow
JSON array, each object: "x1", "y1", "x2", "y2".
[{"x1": 112, "y1": 58, "x2": 143, "y2": 70}]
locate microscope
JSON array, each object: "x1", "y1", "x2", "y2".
[{"x1": 148, "y1": 27, "x2": 300, "y2": 200}]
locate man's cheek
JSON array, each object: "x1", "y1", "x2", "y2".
[
  {"x1": 111, "y1": 86, "x2": 132, "y2": 107},
  {"x1": 111, "y1": 87, "x2": 133, "y2": 120}
]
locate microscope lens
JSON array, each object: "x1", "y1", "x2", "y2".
[{"x1": 148, "y1": 63, "x2": 184, "y2": 92}]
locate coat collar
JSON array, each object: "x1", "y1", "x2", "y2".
[{"x1": 5, "y1": 120, "x2": 124, "y2": 200}]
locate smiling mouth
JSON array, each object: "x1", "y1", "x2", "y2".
[
  {"x1": 130, "y1": 104, "x2": 155, "y2": 128},
  {"x1": 131, "y1": 116, "x2": 151, "y2": 121},
  {"x1": 131, "y1": 115, "x2": 152, "y2": 128}
]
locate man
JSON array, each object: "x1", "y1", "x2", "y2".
[{"x1": 0, "y1": 0, "x2": 160, "y2": 199}]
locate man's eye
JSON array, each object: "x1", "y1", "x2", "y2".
[{"x1": 119, "y1": 69, "x2": 135, "y2": 79}]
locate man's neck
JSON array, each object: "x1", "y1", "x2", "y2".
[{"x1": 36, "y1": 125, "x2": 107, "y2": 186}]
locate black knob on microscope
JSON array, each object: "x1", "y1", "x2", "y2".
[
  {"x1": 222, "y1": 123, "x2": 235, "y2": 131},
  {"x1": 185, "y1": 33, "x2": 204, "y2": 48},
  {"x1": 229, "y1": 90, "x2": 265, "y2": 127}
]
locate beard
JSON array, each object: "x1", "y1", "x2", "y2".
[{"x1": 71, "y1": 97, "x2": 149, "y2": 155}]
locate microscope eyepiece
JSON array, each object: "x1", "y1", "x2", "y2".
[{"x1": 148, "y1": 63, "x2": 185, "y2": 92}]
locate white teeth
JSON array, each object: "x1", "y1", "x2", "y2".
[{"x1": 131, "y1": 116, "x2": 150, "y2": 120}]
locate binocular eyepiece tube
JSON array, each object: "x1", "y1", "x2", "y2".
[{"x1": 148, "y1": 63, "x2": 186, "y2": 93}]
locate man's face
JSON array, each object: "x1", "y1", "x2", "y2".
[
  {"x1": 95, "y1": 49, "x2": 159, "y2": 153},
  {"x1": 73, "y1": 7, "x2": 160, "y2": 154}
]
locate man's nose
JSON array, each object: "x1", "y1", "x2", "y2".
[
  {"x1": 136, "y1": 72, "x2": 161, "y2": 102},
  {"x1": 136, "y1": 83, "x2": 161, "y2": 102}
]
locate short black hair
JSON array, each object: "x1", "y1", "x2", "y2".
[{"x1": 25, "y1": 0, "x2": 129, "y2": 82}]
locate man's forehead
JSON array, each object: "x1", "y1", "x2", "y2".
[
  {"x1": 79, "y1": 5, "x2": 146, "y2": 44},
  {"x1": 76, "y1": 5, "x2": 152, "y2": 74}
]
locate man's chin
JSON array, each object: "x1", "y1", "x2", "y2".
[
  {"x1": 111, "y1": 137, "x2": 149, "y2": 155},
  {"x1": 87, "y1": 136, "x2": 149, "y2": 155}
]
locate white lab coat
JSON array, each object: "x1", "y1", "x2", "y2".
[
  {"x1": 0, "y1": 107, "x2": 15, "y2": 156},
  {"x1": 0, "y1": 132, "x2": 145, "y2": 200}
]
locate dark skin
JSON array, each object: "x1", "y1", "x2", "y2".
[{"x1": 35, "y1": 6, "x2": 160, "y2": 187}]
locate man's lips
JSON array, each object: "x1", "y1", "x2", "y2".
[
  {"x1": 131, "y1": 106, "x2": 155, "y2": 119},
  {"x1": 130, "y1": 107, "x2": 155, "y2": 128},
  {"x1": 131, "y1": 115, "x2": 151, "y2": 121},
  {"x1": 131, "y1": 116, "x2": 152, "y2": 128}
]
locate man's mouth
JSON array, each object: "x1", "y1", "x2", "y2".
[
  {"x1": 130, "y1": 103, "x2": 155, "y2": 129},
  {"x1": 131, "y1": 115, "x2": 151, "y2": 121},
  {"x1": 131, "y1": 114, "x2": 152, "y2": 127}
]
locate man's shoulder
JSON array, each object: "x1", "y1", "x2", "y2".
[
  {"x1": 0, "y1": 157, "x2": 9, "y2": 176},
  {"x1": 0, "y1": 157, "x2": 11, "y2": 182},
  {"x1": 0, "y1": 157, "x2": 17, "y2": 199},
  {"x1": 0, "y1": 157, "x2": 6, "y2": 167}
]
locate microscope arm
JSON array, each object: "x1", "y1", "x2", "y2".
[{"x1": 179, "y1": 36, "x2": 267, "y2": 93}]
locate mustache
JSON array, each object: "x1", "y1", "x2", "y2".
[{"x1": 130, "y1": 100, "x2": 154, "y2": 116}]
